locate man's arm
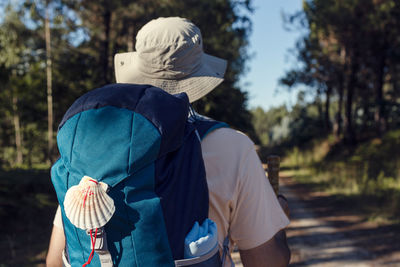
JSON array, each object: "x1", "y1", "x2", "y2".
[
  {"x1": 46, "y1": 225, "x2": 65, "y2": 267},
  {"x1": 239, "y1": 195, "x2": 291, "y2": 267},
  {"x1": 239, "y1": 230, "x2": 290, "y2": 267}
]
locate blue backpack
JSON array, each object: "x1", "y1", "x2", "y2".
[{"x1": 51, "y1": 83, "x2": 228, "y2": 267}]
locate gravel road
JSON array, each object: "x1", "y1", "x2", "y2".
[
  {"x1": 230, "y1": 175, "x2": 400, "y2": 266},
  {"x1": 282, "y1": 176, "x2": 400, "y2": 267}
]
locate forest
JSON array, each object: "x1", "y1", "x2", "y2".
[
  {"x1": 0, "y1": 0, "x2": 254, "y2": 167},
  {"x1": 0, "y1": 1, "x2": 255, "y2": 264},
  {"x1": 252, "y1": 0, "x2": 400, "y2": 223},
  {"x1": 1, "y1": 0, "x2": 400, "y2": 265},
  {"x1": 254, "y1": 0, "x2": 400, "y2": 146}
]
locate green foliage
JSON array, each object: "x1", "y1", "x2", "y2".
[
  {"x1": 252, "y1": 91, "x2": 326, "y2": 149},
  {"x1": 282, "y1": 129, "x2": 400, "y2": 221},
  {"x1": 281, "y1": 0, "x2": 400, "y2": 143},
  {"x1": 251, "y1": 105, "x2": 289, "y2": 145},
  {"x1": 0, "y1": 4, "x2": 45, "y2": 167},
  {"x1": 57, "y1": 0, "x2": 256, "y2": 135},
  {"x1": 0, "y1": 0, "x2": 255, "y2": 167},
  {"x1": 0, "y1": 6, "x2": 29, "y2": 68}
]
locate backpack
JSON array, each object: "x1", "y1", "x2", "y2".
[{"x1": 51, "y1": 83, "x2": 228, "y2": 267}]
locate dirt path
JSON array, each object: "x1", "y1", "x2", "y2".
[
  {"x1": 281, "y1": 176, "x2": 400, "y2": 266},
  {"x1": 231, "y1": 175, "x2": 400, "y2": 266}
]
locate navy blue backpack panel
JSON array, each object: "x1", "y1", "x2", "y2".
[
  {"x1": 193, "y1": 119, "x2": 229, "y2": 140},
  {"x1": 155, "y1": 123, "x2": 207, "y2": 259},
  {"x1": 51, "y1": 84, "x2": 210, "y2": 266}
]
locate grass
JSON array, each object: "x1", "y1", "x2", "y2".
[
  {"x1": 283, "y1": 165, "x2": 400, "y2": 223},
  {"x1": 0, "y1": 168, "x2": 58, "y2": 266},
  {"x1": 280, "y1": 129, "x2": 400, "y2": 223}
]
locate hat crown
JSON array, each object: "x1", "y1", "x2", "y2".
[
  {"x1": 135, "y1": 17, "x2": 203, "y2": 79},
  {"x1": 114, "y1": 17, "x2": 227, "y2": 103}
]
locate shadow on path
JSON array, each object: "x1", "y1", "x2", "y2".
[{"x1": 282, "y1": 176, "x2": 400, "y2": 266}]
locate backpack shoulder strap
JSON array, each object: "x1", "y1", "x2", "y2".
[
  {"x1": 189, "y1": 112, "x2": 229, "y2": 140},
  {"x1": 221, "y1": 230, "x2": 234, "y2": 267}
]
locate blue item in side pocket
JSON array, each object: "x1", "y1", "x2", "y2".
[
  {"x1": 174, "y1": 219, "x2": 221, "y2": 266},
  {"x1": 184, "y1": 219, "x2": 218, "y2": 258}
]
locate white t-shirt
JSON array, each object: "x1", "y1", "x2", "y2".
[
  {"x1": 201, "y1": 128, "x2": 289, "y2": 254},
  {"x1": 53, "y1": 127, "x2": 289, "y2": 265}
]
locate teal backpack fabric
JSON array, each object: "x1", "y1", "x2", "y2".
[{"x1": 51, "y1": 84, "x2": 227, "y2": 266}]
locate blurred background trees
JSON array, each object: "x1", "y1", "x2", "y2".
[
  {"x1": 2, "y1": 0, "x2": 400, "y2": 168},
  {"x1": 249, "y1": 0, "x2": 400, "y2": 218},
  {"x1": 2, "y1": 1, "x2": 400, "y2": 265},
  {"x1": 276, "y1": 0, "x2": 400, "y2": 146},
  {"x1": 0, "y1": 0, "x2": 255, "y2": 167},
  {"x1": 250, "y1": 0, "x2": 400, "y2": 195}
]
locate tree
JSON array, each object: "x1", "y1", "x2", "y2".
[
  {"x1": 0, "y1": 5, "x2": 31, "y2": 165},
  {"x1": 251, "y1": 106, "x2": 289, "y2": 146},
  {"x1": 0, "y1": 0, "x2": 257, "y2": 167},
  {"x1": 62, "y1": 0, "x2": 256, "y2": 136},
  {"x1": 45, "y1": 0, "x2": 54, "y2": 163},
  {"x1": 281, "y1": 0, "x2": 400, "y2": 144}
]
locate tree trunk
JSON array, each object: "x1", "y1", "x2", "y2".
[
  {"x1": 324, "y1": 84, "x2": 332, "y2": 132},
  {"x1": 45, "y1": 2, "x2": 54, "y2": 163},
  {"x1": 374, "y1": 51, "x2": 386, "y2": 136},
  {"x1": 335, "y1": 48, "x2": 346, "y2": 139},
  {"x1": 102, "y1": 10, "x2": 112, "y2": 84},
  {"x1": 316, "y1": 88, "x2": 323, "y2": 124},
  {"x1": 345, "y1": 53, "x2": 357, "y2": 145},
  {"x1": 335, "y1": 78, "x2": 344, "y2": 139},
  {"x1": 12, "y1": 90, "x2": 22, "y2": 165},
  {"x1": 127, "y1": 23, "x2": 134, "y2": 52}
]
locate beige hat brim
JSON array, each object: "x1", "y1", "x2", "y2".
[{"x1": 114, "y1": 52, "x2": 227, "y2": 103}]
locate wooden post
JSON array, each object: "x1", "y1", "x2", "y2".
[{"x1": 267, "y1": 155, "x2": 280, "y2": 195}]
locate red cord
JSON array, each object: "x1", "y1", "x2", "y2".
[
  {"x1": 81, "y1": 179, "x2": 100, "y2": 266},
  {"x1": 82, "y1": 228, "x2": 98, "y2": 267}
]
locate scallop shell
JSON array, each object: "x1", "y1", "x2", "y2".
[{"x1": 64, "y1": 176, "x2": 115, "y2": 230}]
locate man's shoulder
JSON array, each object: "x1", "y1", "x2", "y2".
[
  {"x1": 204, "y1": 127, "x2": 254, "y2": 146},
  {"x1": 201, "y1": 127, "x2": 255, "y2": 156}
]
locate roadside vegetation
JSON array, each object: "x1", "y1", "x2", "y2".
[
  {"x1": 282, "y1": 130, "x2": 400, "y2": 223},
  {"x1": 254, "y1": 100, "x2": 400, "y2": 223}
]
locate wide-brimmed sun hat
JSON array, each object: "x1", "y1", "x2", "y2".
[{"x1": 114, "y1": 17, "x2": 227, "y2": 103}]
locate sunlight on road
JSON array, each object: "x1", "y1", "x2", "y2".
[{"x1": 281, "y1": 177, "x2": 375, "y2": 266}]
